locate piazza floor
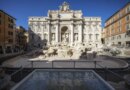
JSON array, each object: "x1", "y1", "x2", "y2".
[{"x1": 2, "y1": 53, "x2": 128, "y2": 69}]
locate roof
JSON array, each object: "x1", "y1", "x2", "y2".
[
  {"x1": 105, "y1": 2, "x2": 130, "y2": 22},
  {"x1": 0, "y1": 10, "x2": 16, "y2": 20}
]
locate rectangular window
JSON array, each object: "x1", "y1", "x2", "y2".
[
  {"x1": 126, "y1": 41, "x2": 130, "y2": 47},
  {"x1": 8, "y1": 17, "x2": 14, "y2": 23},
  {"x1": 120, "y1": 12, "x2": 122, "y2": 17},
  {"x1": 8, "y1": 24, "x2": 13, "y2": 29},
  {"x1": 111, "y1": 17, "x2": 114, "y2": 23},
  {"x1": 126, "y1": 24, "x2": 130, "y2": 31},
  {"x1": 8, "y1": 39, "x2": 13, "y2": 43},
  {"x1": 111, "y1": 24, "x2": 114, "y2": 29},
  {"x1": 111, "y1": 25, "x2": 115, "y2": 34},
  {"x1": 8, "y1": 17, "x2": 10, "y2": 22},
  {"x1": 126, "y1": 15, "x2": 130, "y2": 22},
  {"x1": 111, "y1": 29, "x2": 114, "y2": 34},
  {"x1": 118, "y1": 13, "x2": 120, "y2": 18},
  {"x1": 119, "y1": 26, "x2": 121, "y2": 32},
  {"x1": 118, "y1": 20, "x2": 121, "y2": 26},
  {"x1": 5, "y1": 46, "x2": 12, "y2": 53},
  {"x1": 10, "y1": 19, "x2": 13, "y2": 23},
  {"x1": 126, "y1": 5, "x2": 130, "y2": 13},
  {"x1": 111, "y1": 36, "x2": 114, "y2": 40},
  {"x1": 11, "y1": 32, "x2": 13, "y2": 36},
  {"x1": 113, "y1": 17, "x2": 115, "y2": 21},
  {"x1": 118, "y1": 42, "x2": 121, "y2": 45},
  {"x1": 119, "y1": 35, "x2": 121, "y2": 39},
  {"x1": 8, "y1": 31, "x2": 13, "y2": 35},
  {"x1": 11, "y1": 25, "x2": 13, "y2": 29}
]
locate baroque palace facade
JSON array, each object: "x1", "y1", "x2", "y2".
[{"x1": 28, "y1": 2, "x2": 102, "y2": 49}]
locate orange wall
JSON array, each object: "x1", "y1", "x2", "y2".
[
  {"x1": 0, "y1": 11, "x2": 15, "y2": 45},
  {"x1": 105, "y1": 3, "x2": 130, "y2": 38}
]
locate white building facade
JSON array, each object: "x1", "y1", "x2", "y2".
[{"x1": 28, "y1": 2, "x2": 102, "y2": 49}]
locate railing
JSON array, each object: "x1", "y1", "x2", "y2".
[
  {"x1": 2, "y1": 63, "x2": 33, "y2": 82},
  {"x1": 96, "y1": 63, "x2": 125, "y2": 81},
  {"x1": 29, "y1": 60, "x2": 126, "y2": 81},
  {"x1": 7, "y1": 62, "x2": 126, "y2": 83},
  {"x1": 1, "y1": 59, "x2": 128, "y2": 85},
  {"x1": 29, "y1": 60, "x2": 102, "y2": 69}
]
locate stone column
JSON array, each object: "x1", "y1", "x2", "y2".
[
  {"x1": 55, "y1": 24, "x2": 59, "y2": 43},
  {"x1": 59, "y1": 25, "x2": 61, "y2": 43},
  {"x1": 42, "y1": 24, "x2": 45, "y2": 47},
  {"x1": 70, "y1": 24, "x2": 74, "y2": 46},
  {"x1": 78, "y1": 24, "x2": 82, "y2": 43},
  {"x1": 41, "y1": 25, "x2": 44, "y2": 40},
  {"x1": 47, "y1": 23, "x2": 50, "y2": 44}
]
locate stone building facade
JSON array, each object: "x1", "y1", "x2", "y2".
[
  {"x1": 28, "y1": 2, "x2": 102, "y2": 49},
  {"x1": 15, "y1": 26, "x2": 27, "y2": 52},
  {"x1": 104, "y1": 2, "x2": 130, "y2": 47},
  {"x1": 0, "y1": 10, "x2": 16, "y2": 54}
]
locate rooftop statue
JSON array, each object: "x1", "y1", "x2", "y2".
[{"x1": 59, "y1": 1, "x2": 70, "y2": 11}]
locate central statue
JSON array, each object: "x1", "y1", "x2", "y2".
[{"x1": 61, "y1": 26, "x2": 69, "y2": 43}]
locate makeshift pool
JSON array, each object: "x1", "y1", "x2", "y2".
[{"x1": 11, "y1": 69, "x2": 115, "y2": 90}]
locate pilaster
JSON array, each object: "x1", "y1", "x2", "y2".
[
  {"x1": 70, "y1": 24, "x2": 74, "y2": 45},
  {"x1": 47, "y1": 23, "x2": 50, "y2": 43},
  {"x1": 55, "y1": 24, "x2": 59, "y2": 43},
  {"x1": 78, "y1": 24, "x2": 83, "y2": 43}
]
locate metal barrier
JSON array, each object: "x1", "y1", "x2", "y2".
[
  {"x1": 96, "y1": 63, "x2": 125, "y2": 81},
  {"x1": 29, "y1": 60, "x2": 125, "y2": 81},
  {"x1": 29, "y1": 60, "x2": 102, "y2": 69},
  {"x1": 8, "y1": 63, "x2": 33, "y2": 82},
  {"x1": 0, "y1": 59, "x2": 127, "y2": 84}
]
